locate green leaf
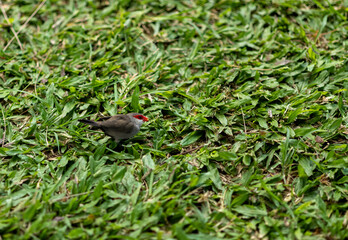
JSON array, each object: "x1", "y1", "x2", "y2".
[
  {"x1": 287, "y1": 107, "x2": 302, "y2": 123},
  {"x1": 294, "y1": 127, "x2": 316, "y2": 137},
  {"x1": 177, "y1": 91, "x2": 200, "y2": 105},
  {"x1": 131, "y1": 185, "x2": 141, "y2": 206},
  {"x1": 242, "y1": 155, "x2": 251, "y2": 166},
  {"x1": 60, "y1": 101, "x2": 75, "y2": 119},
  {"x1": 180, "y1": 131, "x2": 203, "y2": 146},
  {"x1": 218, "y1": 151, "x2": 237, "y2": 161},
  {"x1": 131, "y1": 85, "x2": 141, "y2": 112},
  {"x1": 182, "y1": 99, "x2": 192, "y2": 111},
  {"x1": 231, "y1": 192, "x2": 249, "y2": 207},
  {"x1": 58, "y1": 155, "x2": 69, "y2": 167},
  {"x1": 208, "y1": 166, "x2": 223, "y2": 190},
  {"x1": 93, "y1": 180, "x2": 104, "y2": 199},
  {"x1": 23, "y1": 204, "x2": 37, "y2": 221},
  {"x1": 295, "y1": 201, "x2": 313, "y2": 214},
  {"x1": 257, "y1": 118, "x2": 268, "y2": 129},
  {"x1": 105, "y1": 190, "x2": 120, "y2": 198},
  {"x1": 113, "y1": 166, "x2": 127, "y2": 182},
  {"x1": 94, "y1": 144, "x2": 106, "y2": 161},
  {"x1": 233, "y1": 205, "x2": 267, "y2": 216},
  {"x1": 337, "y1": 176, "x2": 348, "y2": 184},
  {"x1": 316, "y1": 195, "x2": 326, "y2": 213},
  {"x1": 307, "y1": 47, "x2": 316, "y2": 61},
  {"x1": 142, "y1": 153, "x2": 155, "y2": 169},
  {"x1": 299, "y1": 158, "x2": 315, "y2": 177},
  {"x1": 329, "y1": 118, "x2": 342, "y2": 131},
  {"x1": 173, "y1": 223, "x2": 189, "y2": 240},
  {"x1": 338, "y1": 94, "x2": 346, "y2": 117},
  {"x1": 67, "y1": 228, "x2": 86, "y2": 239},
  {"x1": 313, "y1": 60, "x2": 344, "y2": 74},
  {"x1": 216, "y1": 114, "x2": 227, "y2": 126}
]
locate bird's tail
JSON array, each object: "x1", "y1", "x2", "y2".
[{"x1": 78, "y1": 119, "x2": 100, "y2": 127}]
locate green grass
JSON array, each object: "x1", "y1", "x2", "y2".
[{"x1": 1, "y1": 0, "x2": 348, "y2": 239}]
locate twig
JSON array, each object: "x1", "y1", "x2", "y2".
[
  {"x1": 177, "y1": 145, "x2": 203, "y2": 155},
  {"x1": 236, "y1": 95, "x2": 247, "y2": 134},
  {"x1": 239, "y1": 107, "x2": 247, "y2": 134},
  {"x1": 0, "y1": 1, "x2": 23, "y2": 50},
  {"x1": 3, "y1": 0, "x2": 47, "y2": 51},
  {"x1": 50, "y1": 191, "x2": 90, "y2": 203},
  {"x1": 141, "y1": 169, "x2": 152, "y2": 181}
]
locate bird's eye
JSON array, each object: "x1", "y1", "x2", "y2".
[{"x1": 134, "y1": 115, "x2": 149, "y2": 122}]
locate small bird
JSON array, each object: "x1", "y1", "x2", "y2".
[{"x1": 79, "y1": 113, "x2": 148, "y2": 142}]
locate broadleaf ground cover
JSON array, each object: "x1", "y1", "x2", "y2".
[{"x1": 0, "y1": 0, "x2": 347, "y2": 239}]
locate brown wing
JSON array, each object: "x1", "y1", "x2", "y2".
[
  {"x1": 98, "y1": 114, "x2": 135, "y2": 134},
  {"x1": 99, "y1": 116, "x2": 111, "y2": 121}
]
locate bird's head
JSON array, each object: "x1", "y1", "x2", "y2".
[{"x1": 130, "y1": 113, "x2": 149, "y2": 123}]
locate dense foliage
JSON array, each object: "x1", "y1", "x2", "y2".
[{"x1": 0, "y1": 0, "x2": 347, "y2": 239}]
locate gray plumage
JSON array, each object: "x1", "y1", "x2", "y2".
[{"x1": 79, "y1": 113, "x2": 148, "y2": 142}]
